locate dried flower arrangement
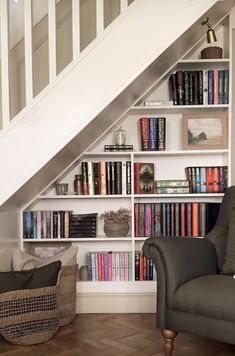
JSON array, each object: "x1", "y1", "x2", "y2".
[{"x1": 100, "y1": 208, "x2": 131, "y2": 222}]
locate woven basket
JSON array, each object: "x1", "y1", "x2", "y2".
[
  {"x1": 201, "y1": 46, "x2": 223, "y2": 59},
  {"x1": 0, "y1": 286, "x2": 59, "y2": 345},
  {"x1": 58, "y1": 264, "x2": 78, "y2": 326}
]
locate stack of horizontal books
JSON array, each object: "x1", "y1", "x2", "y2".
[
  {"x1": 69, "y1": 213, "x2": 97, "y2": 238},
  {"x1": 104, "y1": 145, "x2": 133, "y2": 152},
  {"x1": 155, "y1": 180, "x2": 189, "y2": 194}
]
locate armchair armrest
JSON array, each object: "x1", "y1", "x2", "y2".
[{"x1": 143, "y1": 236, "x2": 217, "y2": 328}]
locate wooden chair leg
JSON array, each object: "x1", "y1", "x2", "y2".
[{"x1": 161, "y1": 329, "x2": 178, "y2": 356}]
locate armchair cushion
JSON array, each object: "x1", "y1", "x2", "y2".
[
  {"x1": 221, "y1": 205, "x2": 235, "y2": 275},
  {"x1": 173, "y1": 274, "x2": 235, "y2": 322}
]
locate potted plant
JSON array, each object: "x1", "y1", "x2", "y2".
[{"x1": 100, "y1": 208, "x2": 131, "y2": 237}]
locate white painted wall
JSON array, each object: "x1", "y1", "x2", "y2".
[
  {"x1": 0, "y1": 0, "x2": 222, "y2": 208},
  {"x1": 0, "y1": 210, "x2": 19, "y2": 270}
]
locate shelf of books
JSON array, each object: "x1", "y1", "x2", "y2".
[{"x1": 20, "y1": 14, "x2": 232, "y2": 308}]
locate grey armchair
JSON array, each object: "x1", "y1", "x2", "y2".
[{"x1": 143, "y1": 186, "x2": 235, "y2": 356}]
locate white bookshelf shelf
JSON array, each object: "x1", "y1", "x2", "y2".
[
  {"x1": 23, "y1": 237, "x2": 133, "y2": 242},
  {"x1": 130, "y1": 104, "x2": 229, "y2": 114},
  {"x1": 134, "y1": 193, "x2": 224, "y2": 198},
  {"x1": 77, "y1": 280, "x2": 157, "y2": 294},
  {"x1": 132, "y1": 149, "x2": 228, "y2": 157},
  {"x1": 178, "y1": 59, "x2": 230, "y2": 64},
  {"x1": 38, "y1": 194, "x2": 131, "y2": 199},
  {"x1": 84, "y1": 152, "x2": 132, "y2": 156}
]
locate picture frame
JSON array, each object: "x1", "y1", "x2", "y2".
[{"x1": 182, "y1": 112, "x2": 228, "y2": 150}]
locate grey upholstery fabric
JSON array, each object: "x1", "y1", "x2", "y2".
[
  {"x1": 206, "y1": 186, "x2": 235, "y2": 269},
  {"x1": 221, "y1": 205, "x2": 235, "y2": 275},
  {"x1": 142, "y1": 186, "x2": 235, "y2": 345},
  {"x1": 142, "y1": 236, "x2": 217, "y2": 308},
  {"x1": 173, "y1": 275, "x2": 235, "y2": 321}
]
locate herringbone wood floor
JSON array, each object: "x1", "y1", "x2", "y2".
[{"x1": 1, "y1": 314, "x2": 235, "y2": 355}]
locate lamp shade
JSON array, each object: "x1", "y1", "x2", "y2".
[{"x1": 207, "y1": 28, "x2": 217, "y2": 43}]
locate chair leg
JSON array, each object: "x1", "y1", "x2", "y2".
[{"x1": 161, "y1": 329, "x2": 178, "y2": 356}]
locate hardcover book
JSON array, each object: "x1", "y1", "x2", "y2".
[
  {"x1": 87, "y1": 162, "x2": 94, "y2": 195},
  {"x1": 157, "y1": 117, "x2": 166, "y2": 151},
  {"x1": 104, "y1": 145, "x2": 133, "y2": 152},
  {"x1": 149, "y1": 117, "x2": 158, "y2": 151},
  {"x1": 156, "y1": 180, "x2": 189, "y2": 188},
  {"x1": 156, "y1": 187, "x2": 189, "y2": 194},
  {"x1": 134, "y1": 162, "x2": 155, "y2": 194},
  {"x1": 169, "y1": 73, "x2": 178, "y2": 105},
  {"x1": 139, "y1": 117, "x2": 150, "y2": 151}
]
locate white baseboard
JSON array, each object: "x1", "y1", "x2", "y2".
[{"x1": 76, "y1": 292, "x2": 156, "y2": 313}]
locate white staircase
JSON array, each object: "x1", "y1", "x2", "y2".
[{"x1": 0, "y1": 0, "x2": 234, "y2": 210}]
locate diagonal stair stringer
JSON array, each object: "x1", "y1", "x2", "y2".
[{"x1": 0, "y1": 0, "x2": 234, "y2": 210}]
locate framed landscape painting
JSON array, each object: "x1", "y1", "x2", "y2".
[{"x1": 182, "y1": 112, "x2": 228, "y2": 150}]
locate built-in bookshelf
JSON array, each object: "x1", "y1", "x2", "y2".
[{"x1": 20, "y1": 14, "x2": 232, "y2": 312}]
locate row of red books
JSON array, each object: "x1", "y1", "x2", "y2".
[
  {"x1": 134, "y1": 202, "x2": 220, "y2": 238},
  {"x1": 185, "y1": 166, "x2": 228, "y2": 193}
]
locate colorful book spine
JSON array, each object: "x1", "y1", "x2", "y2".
[
  {"x1": 169, "y1": 73, "x2": 178, "y2": 105},
  {"x1": 218, "y1": 70, "x2": 224, "y2": 104},
  {"x1": 149, "y1": 117, "x2": 158, "y2": 151},
  {"x1": 81, "y1": 162, "x2": 89, "y2": 195},
  {"x1": 93, "y1": 162, "x2": 100, "y2": 195},
  {"x1": 184, "y1": 71, "x2": 190, "y2": 105},
  {"x1": 156, "y1": 187, "x2": 189, "y2": 194},
  {"x1": 193, "y1": 71, "x2": 199, "y2": 105},
  {"x1": 139, "y1": 117, "x2": 150, "y2": 151},
  {"x1": 213, "y1": 69, "x2": 219, "y2": 105},
  {"x1": 200, "y1": 167, "x2": 207, "y2": 193},
  {"x1": 87, "y1": 162, "x2": 94, "y2": 195},
  {"x1": 175, "y1": 203, "x2": 180, "y2": 236},
  {"x1": 126, "y1": 161, "x2": 132, "y2": 195},
  {"x1": 186, "y1": 203, "x2": 192, "y2": 237},
  {"x1": 100, "y1": 161, "x2": 106, "y2": 195},
  {"x1": 115, "y1": 161, "x2": 122, "y2": 195},
  {"x1": 203, "y1": 70, "x2": 208, "y2": 105},
  {"x1": 192, "y1": 203, "x2": 199, "y2": 237},
  {"x1": 200, "y1": 203, "x2": 206, "y2": 237},
  {"x1": 154, "y1": 203, "x2": 161, "y2": 236},
  {"x1": 158, "y1": 117, "x2": 166, "y2": 151},
  {"x1": 181, "y1": 203, "x2": 186, "y2": 237},
  {"x1": 176, "y1": 71, "x2": 184, "y2": 105},
  {"x1": 198, "y1": 70, "x2": 203, "y2": 105},
  {"x1": 213, "y1": 167, "x2": 219, "y2": 193},
  {"x1": 223, "y1": 69, "x2": 229, "y2": 104},
  {"x1": 208, "y1": 70, "x2": 214, "y2": 104},
  {"x1": 171, "y1": 203, "x2": 175, "y2": 237},
  {"x1": 145, "y1": 203, "x2": 152, "y2": 237},
  {"x1": 156, "y1": 180, "x2": 189, "y2": 187}
]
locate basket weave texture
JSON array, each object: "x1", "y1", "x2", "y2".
[
  {"x1": 201, "y1": 46, "x2": 223, "y2": 59},
  {"x1": 0, "y1": 286, "x2": 59, "y2": 345},
  {"x1": 58, "y1": 264, "x2": 78, "y2": 326}
]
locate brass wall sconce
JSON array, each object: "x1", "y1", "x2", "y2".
[
  {"x1": 201, "y1": 17, "x2": 217, "y2": 43},
  {"x1": 201, "y1": 17, "x2": 222, "y2": 59}
]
